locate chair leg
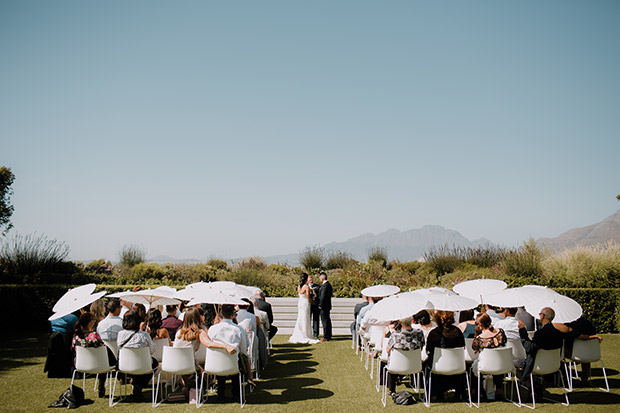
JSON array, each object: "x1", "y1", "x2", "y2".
[
  {"x1": 381, "y1": 366, "x2": 388, "y2": 407},
  {"x1": 558, "y1": 367, "x2": 570, "y2": 406},
  {"x1": 70, "y1": 369, "x2": 77, "y2": 388},
  {"x1": 600, "y1": 360, "x2": 610, "y2": 392},
  {"x1": 473, "y1": 372, "x2": 481, "y2": 408},
  {"x1": 564, "y1": 360, "x2": 574, "y2": 392},
  {"x1": 152, "y1": 372, "x2": 161, "y2": 407},
  {"x1": 465, "y1": 371, "x2": 472, "y2": 407},
  {"x1": 426, "y1": 372, "x2": 433, "y2": 407},
  {"x1": 239, "y1": 372, "x2": 245, "y2": 408}
]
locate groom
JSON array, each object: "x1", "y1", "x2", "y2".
[{"x1": 318, "y1": 272, "x2": 333, "y2": 342}]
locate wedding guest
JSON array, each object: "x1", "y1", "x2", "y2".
[
  {"x1": 254, "y1": 290, "x2": 278, "y2": 339},
  {"x1": 385, "y1": 316, "x2": 425, "y2": 395},
  {"x1": 146, "y1": 308, "x2": 172, "y2": 346},
  {"x1": 44, "y1": 312, "x2": 79, "y2": 378},
  {"x1": 131, "y1": 303, "x2": 147, "y2": 330},
  {"x1": 162, "y1": 305, "x2": 183, "y2": 339},
  {"x1": 73, "y1": 312, "x2": 116, "y2": 398},
  {"x1": 471, "y1": 313, "x2": 507, "y2": 401},
  {"x1": 554, "y1": 316, "x2": 602, "y2": 386},
  {"x1": 457, "y1": 309, "x2": 477, "y2": 338},
  {"x1": 425, "y1": 310, "x2": 467, "y2": 399},
  {"x1": 90, "y1": 299, "x2": 106, "y2": 324},
  {"x1": 117, "y1": 311, "x2": 158, "y2": 402},
  {"x1": 97, "y1": 299, "x2": 123, "y2": 342}
]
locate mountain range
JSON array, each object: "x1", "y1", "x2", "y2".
[{"x1": 145, "y1": 209, "x2": 620, "y2": 265}]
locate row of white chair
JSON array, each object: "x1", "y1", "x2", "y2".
[{"x1": 72, "y1": 345, "x2": 246, "y2": 408}]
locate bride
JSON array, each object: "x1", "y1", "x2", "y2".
[{"x1": 288, "y1": 273, "x2": 320, "y2": 344}]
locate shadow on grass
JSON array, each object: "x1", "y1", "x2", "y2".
[
  {"x1": 242, "y1": 342, "x2": 333, "y2": 405},
  {"x1": 0, "y1": 333, "x2": 48, "y2": 373}
]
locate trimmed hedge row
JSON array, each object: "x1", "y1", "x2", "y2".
[{"x1": 3, "y1": 284, "x2": 620, "y2": 333}]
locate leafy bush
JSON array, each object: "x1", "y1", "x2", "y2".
[
  {"x1": 233, "y1": 256, "x2": 266, "y2": 271},
  {"x1": 325, "y1": 250, "x2": 356, "y2": 270},
  {"x1": 500, "y1": 238, "x2": 545, "y2": 284},
  {"x1": 118, "y1": 245, "x2": 146, "y2": 267},
  {"x1": 206, "y1": 258, "x2": 230, "y2": 271},
  {"x1": 367, "y1": 246, "x2": 388, "y2": 267},
  {"x1": 390, "y1": 260, "x2": 423, "y2": 275},
  {"x1": 423, "y1": 245, "x2": 465, "y2": 276},
  {"x1": 0, "y1": 233, "x2": 70, "y2": 281},
  {"x1": 299, "y1": 246, "x2": 325, "y2": 270}
]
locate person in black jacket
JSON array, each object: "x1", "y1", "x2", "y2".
[
  {"x1": 308, "y1": 275, "x2": 321, "y2": 339},
  {"x1": 318, "y1": 272, "x2": 333, "y2": 341},
  {"x1": 254, "y1": 290, "x2": 278, "y2": 339}
]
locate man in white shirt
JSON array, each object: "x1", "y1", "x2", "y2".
[
  {"x1": 208, "y1": 304, "x2": 250, "y2": 401},
  {"x1": 97, "y1": 299, "x2": 123, "y2": 341},
  {"x1": 488, "y1": 307, "x2": 519, "y2": 341},
  {"x1": 236, "y1": 300, "x2": 257, "y2": 334}
]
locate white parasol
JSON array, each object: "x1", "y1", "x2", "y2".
[
  {"x1": 52, "y1": 283, "x2": 97, "y2": 312},
  {"x1": 175, "y1": 281, "x2": 254, "y2": 301},
  {"x1": 49, "y1": 291, "x2": 107, "y2": 321},
  {"x1": 360, "y1": 284, "x2": 400, "y2": 298},
  {"x1": 367, "y1": 291, "x2": 430, "y2": 322},
  {"x1": 418, "y1": 287, "x2": 478, "y2": 311},
  {"x1": 452, "y1": 279, "x2": 507, "y2": 304},
  {"x1": 112, "y1": 288, "x2": 180, "y2": 307},
  {"x1": 186, "y1": 290, "x2": 247, "y2": 306},
  {"x1": 485, "y1": 285, "x2": 558, "y2": 308}
]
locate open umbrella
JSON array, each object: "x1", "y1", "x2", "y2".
[
  {"x1": 418, "y1": 287, "x2": 478, "y2": 311},
  {"x1": 485, "y1": 285, "x2": 558, "y2": 308},
  {"x1": 367, "y1": 291, "x2": 430, "y2": 322},
  {"x1": 452, "y1": 279, "x2": 507, "y2": 304},
  {"x1": 113, "y1": 288, "x2": 180, "y2": 307},
  {"x1": 176, "y1": 281, "x2": 254, "y2": 301},
  {"x1": 360, "y1": 284, "x2": 400, "y2": 298},
  {"x1": 186, "y1": 290, "x2": 247, "y2": 306},
  {"x1": 52, "y1": 283, "x2": 97, "y2": 312},
  {"x1": 49, "y1": 291, "x2": 107, "y2": 321}
]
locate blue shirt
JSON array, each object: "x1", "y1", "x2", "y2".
[{"x1": 51, "y1": 314, "x2": 78, "y2": 334}]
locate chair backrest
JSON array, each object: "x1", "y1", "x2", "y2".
[
  {"x1": 118, "y1": 347, "x2": 153, "y2": 375},
  {"x1": 478, "y1": 347, "x2": 513, "y2": 375},
  {"x1": 505, "y1": 339, "x2": 527, "y2": 360},
  {"x1": 387, "y1": 348, "x2": 422, "y2": 375},
  {"x1": 204, "y1": 347, "x2": 239, "y2": 376},
  {"x1": 571, "y1": 339, "x2": 601, "y2": 363},
  {"x1": 369, "y1": 325, "x2": 385, "y2": 349},
  {"x1": 153, "y1": 338, "x2": 170, "y2": 362},
  {"x1": 464, "y1": 338, "x2": 478, "y2": 362},
  {"x1": 75, "y1": 346, "x2": 112, "y2": 374},
  {"x1": 532, "y1": 348, "x2": 562, "y2": 376},
  {"x1": 103, "y1": 340, "x2": 119, "y2": 359},
  {"x1": 195, "y1": 342, "x2": 207, "y2": 365},
  {"x1": 161, "y1": 346, "x2": 195, "y2": 375},
  {"x1": 432, "y1": 347, "x2": 466, "y2": 375}
]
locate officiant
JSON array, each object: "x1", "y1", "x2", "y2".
[{"x1": 308, "y1": 275, "x2": 321, "y2": 339}]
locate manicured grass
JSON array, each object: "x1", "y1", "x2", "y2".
[{"x1": 1, "y1": 333, "x2": 619, "y2": 412}]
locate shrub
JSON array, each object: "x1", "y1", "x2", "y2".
[
  {"x1": 206, "y1": 258, "x2": 230, "y2": 271},
  {"x1": 325, "y1": 250, "x2": 356, "y2": 270},
  {"x1": 299, "y1": 246, "x2": 325, "y2": 270},
  {"x1": 367, "y1": 246, "x2": 388, "y2": 267},
  {"x1": 500, "y1": 238, "x2": 544, "y2": 284},
  {"x1": 390, "y1": 260, "x2": 422, "y2": 275},
  {"x1": 0, "y1": 233, "x2": 70, "y2": 281},
  {"x1": 118, "y1": 245, "x2": 146, "y2": 267},
  {"x1": 423, "y1": 245, "x2": 465, "y2": 276},
  {"x1": 233, "y1": 256, "x2": 266, "y2": 271}
]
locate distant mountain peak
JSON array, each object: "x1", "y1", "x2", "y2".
[{"x1": 537, "y1": 209, "x2": 620, "y2": 251}]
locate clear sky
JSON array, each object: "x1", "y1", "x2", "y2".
[{"x1": 2, "y1": 1, "x2": 619, "y2": 262}]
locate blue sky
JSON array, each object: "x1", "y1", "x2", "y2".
[{"x1": 2, "y1": 1, "x2": 619, "y2": 261}]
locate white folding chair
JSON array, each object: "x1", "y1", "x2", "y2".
[
  {"x1": 71, "y1": 346, "x2": 115, "y2": 407},
  {"x1": 428, "y1": 347, "x2": 472, "y2": 407},
  {"x1": 153, "y1": 346, "x2": 199, "y2": 407},
  {"x1": 376, "y1": 347, "x2": 389, "y2": 392},
  {"x1": 464, "y1": 338, "x2": 478, "y2": 364},
  {"x1": 381, "y1": 348, "x2": 425, "y2": 407},
  {"x1": 153, "y1": 338, "x2": 170, "y2": 363},
  {"x1": 522, "y1": 348, "x2": 569, "y2": 409},
  {"x1": 111, "y1": 347, "x2": 154, "y2": 406},
  {"x1": 472, "y1": 347, "x2": 521, "y2": 408},
  {"x1": 368, "y1": 325, "x2": 385, "y2": 378},
  {"x1": 199, "y1": 347, "x2": 245, "y2": 408},
  {"x1": 564, "y1": 338, "x2": 608, "y2": 392},
  {"x1": 195, "y1": 342, "x2": 207, "y2": 366},
  {"x1": 506, "y1": 339, "x2": 527, "y2": 361}
]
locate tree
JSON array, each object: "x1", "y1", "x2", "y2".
[
  {"x1": 617, "y1": 193, "x2": 620, "y2": 201},
  {"x1": 0, "y1": 167, "x2": 15, "y2": 236}
]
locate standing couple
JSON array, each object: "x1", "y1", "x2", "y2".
[{"x1": 289, "y1": 272, "x2": 332, "y2": 344}]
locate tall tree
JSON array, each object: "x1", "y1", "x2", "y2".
[{"x1": 0, "y1": 167, "x2": 15, "y2": 236}]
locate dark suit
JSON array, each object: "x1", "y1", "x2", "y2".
[
  {"x1": 519, "y1": 323, "x2": 565, "y2": 379},
  {"x1": 309, "y1": 283, "x2": 321, "y2": 338},
  {"x1": 318, "y1": 281, "x2": 333, "y2": 340},
  {"x1": 255, "y1": 298, "x2": 278, "y2": 339},
  {"x1": 350, "y1": 301, "x2": 369, "y2": 336}
]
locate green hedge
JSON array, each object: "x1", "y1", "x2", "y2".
[{"x1": 3, "y1": 284, "x2": 619, "y2": 333}]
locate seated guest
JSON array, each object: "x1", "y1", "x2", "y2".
[
  {"x1": 236, "y1": 299, "x2": 257, "y2": 334},
  {"x1": 554, "y1": 316, "x2": 602, "y2": 386},
  {"x1": 249, "y1": 297, "x2": 270, "y2": 371},
  {"x1": 425, "y1": 310, "x2": 466, "y2": 399},
  {"x1": 208, "y1": 304, "x2": 254, "y2": 401},
  {"x1": 254, "y1": 290, "x2": 278, "y2": 340},
  {"x1": 385, "y1": 316, "x2": 425, "y2": 395},
  {"x1": 471, "y1": 313, "x2": 507, "y2": 401},
  {"x1": 90, "y1": 299, "x2": 106, "y2": 324},
  {"x1": 131, "y1": 303, "x2": 147, "y2": 330},
  {"x1": 117, "y1": 311, "x2": 158, "y2": 402},
  {"x1": 146, "y1": 308, "x2": 172, "y2": 347},
  {"x1": 457, "y1": 309, "x2": 477, "y2": 338},
  {"x1": 350, "y1": 295, "x2": 369, "y2": 342},
  {"x1": 162, "y1": 305, "x2": 183, "y2": 339},
  {"x1": 73, "y1": 312, "x2": 116, "y2": 398},
  {"x1": 173, "y1": 308, "x2": 236, "y2": 398},
  {"x1": 518, "y1": 307, "x2": 565, "y2": 398},
  {"x1": 97, "y1": 299, "x2": 123, "y2": 342},
  {"x1": 487, "y1": 307, "x2": 519, "y2": 341},
  {"x1": 44, "y1": 312, "x2": 79, "y2": 378}
]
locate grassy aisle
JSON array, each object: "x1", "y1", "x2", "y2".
[{"x1": 1, "y1": 333, "x2": 619, "y2": 412}]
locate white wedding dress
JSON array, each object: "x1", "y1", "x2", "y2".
[{"x1": 288, "y1": 293, "x2": 319, "y2": 344}]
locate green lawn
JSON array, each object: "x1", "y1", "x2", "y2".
[{"x1": 1, "y1": 333, "x2": 619, "y2": 412}]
